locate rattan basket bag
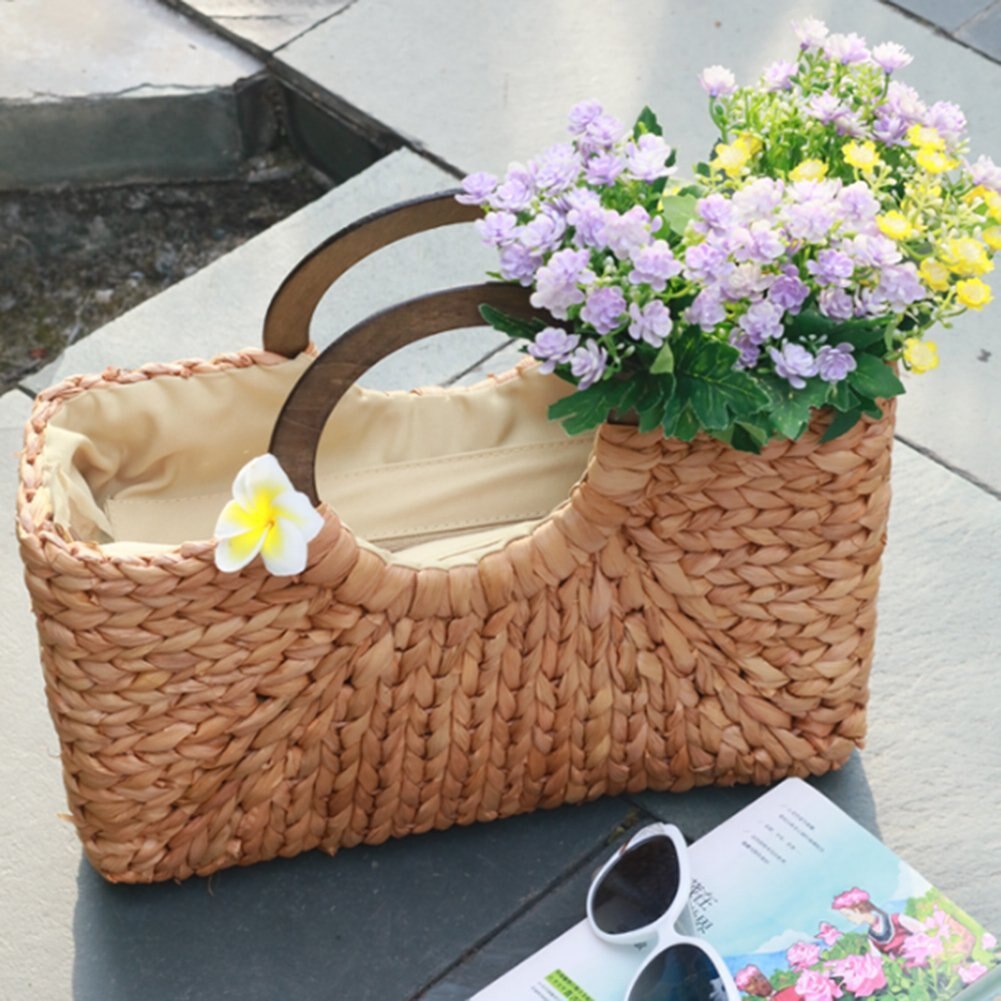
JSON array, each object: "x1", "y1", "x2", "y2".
[{"x1": 17, "y1": 193, "x2": 894, "y2": 883}]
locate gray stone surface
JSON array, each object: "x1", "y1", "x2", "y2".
[
  {"x1": 278, "y1": 0, "x2": 1001, "y2": 494},
  {"x1": 165, "y1": 0, "x2": 348, "y2": 53},
  {"x1": 883, "y1": 0, "x2": 995, "y2": 32},
  {"x1": 24, "y1": 150, "x2": 503, "y2": 396},
  {"x1": 956, "y1": 1, "x2": 1001, "y2": 59},
  {"x1": 0, "y1": 0, "x2": 263, "y2": 188}
]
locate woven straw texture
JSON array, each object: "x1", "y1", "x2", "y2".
[{"x1": 18, "y1": 351, "x2": 895, "y2": 883}]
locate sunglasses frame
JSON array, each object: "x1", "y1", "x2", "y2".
[{"x1": 586, "y1": 822, "x2": 740, "y2": 1001}]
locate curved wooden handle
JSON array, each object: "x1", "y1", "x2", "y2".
[
  {"x1": 269, "y1": 282, "x2": 549, "y2": 504},
  {"x1": 263, "y1": 190, "x2": 483, "y2": 357}
]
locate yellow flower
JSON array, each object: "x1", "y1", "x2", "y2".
[
  {"x1": 915, "y1": 147, "x2": 959, "y2": 174},
  {"x1": 919, "y1": 258, "x2": 951, "y2": 291},
  {"x1": 966, "y1": 186, "x2": 1001, "y2": 221},
  {"x1": 903, "y1": 338, "x2": 939, "y2": 374},
  {"x1": 790, "y1": 159, "x2": 828, "y2": 182},
  {"x1": 214, "y1": 454, "x2": 324, "y2": 576},
  {"x1": 876, "y1": 211, "x2": 916, "y2": 240},
  {"x1": 907, "y1": 124, "x2": 945, "y2": 150},
  {"x1": 738, "y1": 132, "x2": 764, "y2": 157},
  {"x1": 712, "y1": 138, "x2": 753, "y2": 177},
  {"x1": 983, "y1": 226, "x2": 1001, "y2": 251},
  {"x1": 843, "y1": 140, "x2": 881, "y2": 172},
  {"x1": 955, "y1": 277, "x2": 994, "y2": 310},
  {"x1": 940, "y1": 237, "x2": 994, "y2": 277}
]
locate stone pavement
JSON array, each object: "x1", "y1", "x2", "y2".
[{"x1": 3, "y1": 2, "x2": 1000, "y2": 999}]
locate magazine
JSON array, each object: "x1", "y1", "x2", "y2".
[{"x1": 471, "y1": 779, "x2": 1000, "y2": 1001}]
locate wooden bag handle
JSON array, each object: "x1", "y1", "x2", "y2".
[{"x1": 263, "y1": 190, "x2": 484, "y2": 357}]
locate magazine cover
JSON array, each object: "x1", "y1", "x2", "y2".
[{"x1": 470, "y1": 779, "x2": 1000, "y2": 1001}]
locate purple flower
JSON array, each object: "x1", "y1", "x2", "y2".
[
  {"x1": 876, "y1": 262, "x2": 925, "y2": 309},
  {"x1": 498, "y1": 243, "x2": 542, "y2": 285},
  {"x1": 873, "y1": 111, "x2": 909, "y2": 146},
  {"x1": 784, "y1": 199, "x2": 838, "y2": 243},
  {"x1": 490, "y1": 164, "x2": 535, "y2": 212},
  {"x1": 534, "y1": 143, "x2": 581, "y2": 194},
  {"x1": 530, "y1": 248, "x2": 594, "y2": 318},
  {"x1": 770, "y1": 342, "x2": 819, "y2": 389},
  {"x1": 835, "y1": 111, "x2": 866, "y2": 138},
  {"x1": 732, "y1": 221, "x2": 785, "y2": 263},
  {"x1": 872, "y1": 41, "x2": 912, "y2": 73},
  {"x1": 816, "y1": 342, "x2": 857, "y2": 383},
  {"x1": 628, "y1": 300, "x2": 672, "y2": 347},
  {"x1": 625, "y1": 133, "x2": 675, "y2": 182},
  {"x1": 763, "y1": 59, "x2": 796, "y2": 91},
  {"x1": 684, "y1": 241, "x2": 734, "y2": 283},
  {"x1": 818, "y1": 287, "x2": 854, "y2": 320},
  {"x1": 528, "y1": 327, "x2": 580, "y2": 373},
  {"x1": 602, "y1": 206, "x2": 656, "y2": 260},
  {"x1": 733, "y1": 178, "x2": 785, "y2": 221},
  {"x1": 694, "y1": 192, "x2": 736, "y2": 235},
  {"x1": 730, "y1": 330, "x2": 761, "y2": 368},
  {"x1": 838, "y1": 182, "x2": 880, "y2": 229},
  {"x1": 578, "y1": 113, "x2": 626, "y2": 155},
  {"x1": 970, "y1": 154, "x2": 1001, "y2": 192},
  {"x1": 519, "y1": 210, "x2": 567, "y2": 255},
  {"x1": 824, "y1": 32, "x2": 870, "y2": 64},
  {"x1": 580, "y1": 286, "x2": 627, "y2": 334},
  {"x1": 884, "y1": 81, "x2": 926, "y2": 126},
  {"x1": 699, "y1": 64, "x2": 736, "y2": 98},
  {"x1": 807, "y1": 248, "x2": 855, "y2": 287},
  {"x1": 686, "y1": 287, "x2": 727, "y2": 331},
  {"x1": 925, "y1": 101, "x2": 967, "y2": 143},
  {"x1": 567, "y1": 99, "x2": 604, "y2": 136},
  {"x1": 769, "y1": 270, "x2": 810, "y2": 313},
  {"x1": 456, "y1": 171, "x2": 497, "y2": 206},
  {"x1": 569, "y1": 339, "x2": 609, "y2": 389},
  {"x1": 807, "y1": 93, "x2": 845, "y2": 125},
  {"x1": 842, "y1": 233, "x2": 901, "y2": 268},
  {"x1": 723, "y1": 262, "x2": 772, "y2": 301},
  {"x1": 793, "y1": 17, "x2": 829, "y2": 49},
  {"x1": 739, "y1": 299, "x2": 785, "y2": 344},
  {"x1": 568, "y1": 202, "x2": 608, "y2": 249},
  {"x1": 585, "y1": 151, "x2": 625, "y2": 186},
  {"x1": 628, "y1": 241, "x2": 683, "y2": 290},
  {"x1": 475, "y1": 211, "x2": 519, "y2": 247}
]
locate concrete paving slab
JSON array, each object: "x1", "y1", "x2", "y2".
[
  {"x1": 956, "y1": 1, "x2": 1001, "y2": 59},
  {"x1": 0, "y1": 0, "x2": 264, "y2": 187},
  {"x1": 22, "y1": 150, "x2": 503, "y2": 397},
  {"x1": 883, "y1": 0, "x2": 995, "y2": 32},
  {"x1": 277, "y1": 0, "x2": 1001, "y2": 494},
  {"x1": 163, "y1": 0, "x2": 348, "y2": 54},
  {"x1": 0, "y1": 389, "x2": 80, "y2": 1001}
]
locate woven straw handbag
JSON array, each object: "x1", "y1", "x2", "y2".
[{"x1": 17, "y1": 192, "x2": 895, "y2": 883}]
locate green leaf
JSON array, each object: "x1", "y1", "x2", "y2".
[
  {"x1": 829, "y1": 379, "x2": 860, "y2": 413},
  {"x1": 731, "y1": 423, "x2": 765, "y2": 454},
  {"x1": 673, "y1": 328, "x2": 770, "y2": 431},
  {"x1": 820, "y1": 407, "x2": 863, "y2": 443},
  {"x1": 761, "y1": 374, "x2": 830, "y2": 440},
  {"x1": 659, "y1": 194, "x2": 699, "y2": 236},
  {"x1": 635, "y1": 374, "x2": 672, "y2": 432},
  {"x1": 848, "y1": 353, "x2": 906, "y2": 400},
  {"x1": 786, "y1": 308, "x2": 887, "y2": 352},
  {"x1": 674, "y1": 408, "x2": 701, "y2": 441},
  {"x1": 633, "y1": 105, "x2": 663, "y2": 138},
  {"x1": 478, "y1": 304, "x2": 546, "y2": 341},
  {"x1": 650, "y1": 341, "x2": 675, "y2": 374},
  {"x1": 694, "y1": 161, "x2": 712, "y2": 179}
]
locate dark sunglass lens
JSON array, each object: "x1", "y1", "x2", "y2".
[
  {"x1": 629, "y1": 943, "x2": 729, "y2": 1001},
  {"x1": 591, "y1": 834, "x2": 680, "y2": 935}
]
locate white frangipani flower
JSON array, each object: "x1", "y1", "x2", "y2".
[{"x1": 213, "y1": 454, "x2": 324, "y2": 576}]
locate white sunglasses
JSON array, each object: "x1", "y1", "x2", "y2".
[{"x1": 586, "y1": 823, "x2": 739, "y2": 1001}]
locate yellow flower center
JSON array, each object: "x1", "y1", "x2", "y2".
[
  {"x1": 940, "y1": 237, "x2": 994, "y2": 277},
  {"x1": 843, "y1": 140, "x2": 880, "y2": 172},
  {"x1": 915, "y1": 147, "x2": 959, "y2": 175},
  {"x1": 907, "y1": 124, "x2": 945, "y2": 150},
  {"x1": 876, "y1": 211, "x2": 915, "y2": 240},
  {"x1": 919, "y1": 259, "x2": 950, "y2": 292},
  {"x1": 712, "y1": 138, "x2": 753, "y2": 177},
  {"x1": 955, "y1": 278, "x2": 994, "y2": 310}
]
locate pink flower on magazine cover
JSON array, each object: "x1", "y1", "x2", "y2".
[
  {"x1": 901, "y1": 930, "x2": 945, "y2": 967},
  {"x1": 817, "y1": 922, "x2": 842, "y2": 947},
  {"x1": 787, "y1": 941, "x2": 822, "y2": 971},
  {"x1": 959, "y1": 962, "x2": 989, "y2": 985},
  {"x1": 795, "y1": 969, "x2": 843, "y2": 1001},
  {"x1": 830, "y1": 952, "x2": 887, "y2": 997},
  {"x1": 983, "y1": 932, "x2": 998, "y2": 950}
]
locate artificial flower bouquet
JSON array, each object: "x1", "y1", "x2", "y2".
[{"x1": 458, "y1": 18, "x2": 1000, "y2": 449}]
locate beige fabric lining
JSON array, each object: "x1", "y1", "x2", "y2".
[{"x1": 40, "y1": 354, "x2": 594, "y2": 568}]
